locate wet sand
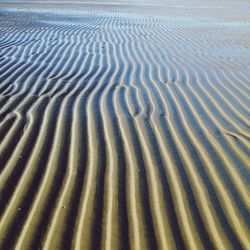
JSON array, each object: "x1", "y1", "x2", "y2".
[{"x1": 0, "y1": 1, "x2": 249, "y2": 249}]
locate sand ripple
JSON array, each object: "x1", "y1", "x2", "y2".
[{"x1": 0, "y1": 1, "x2": 249, "y2": 249}]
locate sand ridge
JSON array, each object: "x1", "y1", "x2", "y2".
[{"x1": 0, "y1": 1, "x2": 249, "y2": 249}]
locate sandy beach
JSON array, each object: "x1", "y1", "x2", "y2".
[{"x1": 0, "y1": 0, "x2": 249, "y2": 249}]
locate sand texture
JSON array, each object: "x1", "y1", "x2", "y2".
[{"x1": 0, "y1": 1, "x2": 249, "y2": 249}]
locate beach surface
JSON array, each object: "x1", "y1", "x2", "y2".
[{"x1": 0, "y1": 1, "x2": 249, "y2": 249}]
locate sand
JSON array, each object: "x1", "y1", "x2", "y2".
[{"x1": 0, "y1": 0, "x2": 249, "y2": 249}]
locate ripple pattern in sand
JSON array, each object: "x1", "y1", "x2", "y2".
[{"x1": 0, "y1": 3, "x2": 250, "y2": 250}]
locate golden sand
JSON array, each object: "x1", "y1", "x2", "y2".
[{"x1": 0, "y1": 1, "x2": 249, "y2": 249}]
